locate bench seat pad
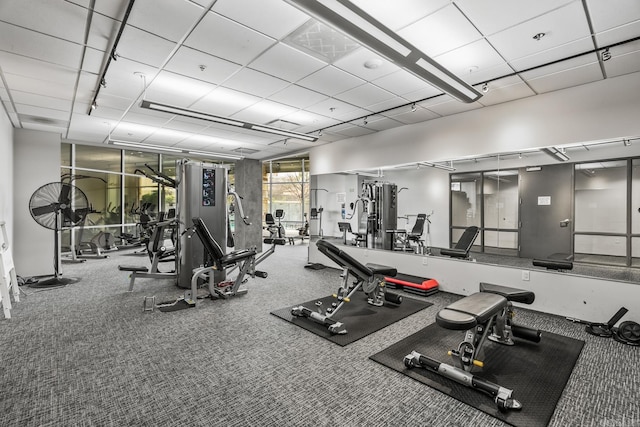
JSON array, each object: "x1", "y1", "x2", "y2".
[
  {"x1": 436, "y1": 292, "x2": 506, "y2": 330},
  {"x1": 480, "y1": 282, "x2": 535, "y2": 305},
  {"x1": 220, "y1": 248, "x2": 256, "y2": 266},
  {"x1": 365, "y1": 263, "x2": 397, "y2": 277}
]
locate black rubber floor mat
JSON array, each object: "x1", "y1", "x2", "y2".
[
  {"x1": 370, "y1": 323, "x2": 584, "y2": 427},
  {"x1": 271, "y1": 294, "x2": 432, "y2": 346}
]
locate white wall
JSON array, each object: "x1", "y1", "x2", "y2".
[
  {"x1": 310, "y1": 72, "x2": 640, "y2": 175},
  {"x1": 0, "y1": 105, "x2": 13, "y2": 245},
  {"x1": 308, "y1": 245, "x2": 640, "y2": 325},
  {"x1": 13, "y1": 129, "x2": 61, "y2": 276}
]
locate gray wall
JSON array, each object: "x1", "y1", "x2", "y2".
[
  {"x1": 233, "y1": 159, "x2": 263, "y2": 251},
  {"x1": 0, "y1": 105, "x2": 13, "y2": 245},
  {"x1": 13, "y1": 129, "x2": 61, "y2": 276}
]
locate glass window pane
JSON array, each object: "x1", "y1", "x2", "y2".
[
  {"x1": 632, "y1": 159, "x2": 640, "y2": 234},
  {"x1": 124, "y1": 175, "x2": 158, "y2": 223},
  {"x1": 61, "y1": 143, "x2": 71, "y2": 167},
  {"x1": 483, "y1": 170, "x2": 518, "y2": 229},
  {"x1": 271, "y1": 182, "x2": 302, "y2": 226},
  {"x1": 574, "y1": 234, "x2": 626, "y2": 266},
  {"x1": 632, "y1": 237, "x2": 640, "y2": 267},
  {"x1": 484, "y1": 231, "x2": 518, "y2": 254},
  {"x1": 574, "y1": 160, "x2": 627, "y2": 233},
  {"x1": 451, "y1": 173, "x2": 481, "y2": 227},
  {"x1": 71, "y1": 171, "x2": 122, "y2": 226},
  {"x1": 124, "y1": 150, "x2": 158, "y2": 174},
  {"x1": 75, "y1": 145, "x2": 121, "y2": 171}
]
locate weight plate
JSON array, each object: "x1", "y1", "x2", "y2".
[{"x1": 617, "y1": 321, "x2": 640, "y2": 343}]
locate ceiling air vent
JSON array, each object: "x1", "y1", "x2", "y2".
[{"x1": 284, "y1": 19, "x2": 360, "y2": 63}]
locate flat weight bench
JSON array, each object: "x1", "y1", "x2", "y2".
[
  {"x1": 404, "y1": 282, "x2": 541, "y2": 411},
  {"x1": 291, "y1": 239, "x2": 402, "y2": 334}
]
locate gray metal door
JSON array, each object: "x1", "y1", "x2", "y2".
[{"x1": 519, "y1": 164, "x2": 573, "y2": 259}]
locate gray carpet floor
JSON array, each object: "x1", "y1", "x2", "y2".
[{"x1": 1, "y1": 242, "x2": 639, "y2": 426}]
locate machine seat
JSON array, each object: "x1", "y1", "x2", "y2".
[
  {"x1": 436, "y1": 292, "x2": 507, "y2": 330},
  {"x1": 118, "y1": 265, "x2": 149, "y2": 273},
  {"x1": 219, "y1": 248, "x2": 256, "y2": 266},
  {"x1": 480, "y1": 282, "x2": 535, "y2": 305}
]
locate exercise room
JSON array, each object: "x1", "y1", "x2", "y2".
[{"x1": 1, "y1": 1, "x2": 639, "y2": 426}]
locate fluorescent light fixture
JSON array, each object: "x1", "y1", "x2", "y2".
[
  {"x1": 284, "y1": 0, "x2": 482, "y2": 103},
  {"x1": 187, "y1": 150, "x2": 244, "y2": 160},
  {"x1": 109, "y1": 139, "x2": 183, "y2": 153},
  {"x1": 543, "y1": 147, "x2": 570, "y2": 162},
  {"x1": 141, "y1": 100, "x2": 318, "y2": 142}
]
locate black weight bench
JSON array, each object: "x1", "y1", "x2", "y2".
[
  {"x1": 533, "y1": 258, "x2": 573, "y2": 271},
  {"x1": 405, "y1": 282, "x2": 541, "y2": 411},
  {"x1": 440, "y1": 226, "x2": 479, "y2": 259},
  {"x1": 291, "y1": 239, "x2": 403, "y2": 334}
]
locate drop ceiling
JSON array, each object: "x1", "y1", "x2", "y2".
[{"x1": 0, "y1": 0, "x2": 639, "y2": 161}]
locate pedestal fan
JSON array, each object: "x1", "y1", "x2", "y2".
[{"x1": 28, "y1": 182, "x2": 89, "y2": 287}]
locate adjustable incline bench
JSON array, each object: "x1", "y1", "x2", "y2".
[
  {"x1": 440, "y1": 226, "x2": 479, "y2": 259},
  {"x1": 404, "y1": 282, "x2": 541, "y2": 411},
  {"x1": 291, "y1": 239, "x2": 403, "y2": 334}
]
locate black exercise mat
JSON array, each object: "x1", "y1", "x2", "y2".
[
  {"x1": 370, "y1": 323, "x2": 584, "y2": 427},
  {"x1": 271, "y1": 294, "x2": 432, "y2": 346}
]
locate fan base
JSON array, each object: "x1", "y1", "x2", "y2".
[{"x1": 29, "y1": 275, "x2": 80, "y2": 288}]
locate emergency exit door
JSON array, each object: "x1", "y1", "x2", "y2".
[{"x1": 519, "y1": 164, "x2": 573, "y2": 259}]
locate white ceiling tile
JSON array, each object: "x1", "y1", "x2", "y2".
[
  {"x1": 184, "y1": 11, "x2": 275, "y2": 65},
  {"x1": 15, "y1": 103, "x2": 70, "y2": 121},
  {"x1": 399, "y1": 4, "x2": 483, "y2": 56},
  {"x1": 334, "y1": 84, "x2": 395, "y2": 108},
  {"x1": 0, "y1": 52, "x2": 78, "y2": 88},
  {"x1": 602, "y1": 42, "x2": 640, "y2": 78},
  {"x1": 121, "y1": 111, "x2": 172, "y2": 127},
  {"x1": 191, "y1": 86, "x2": 262, "y2": 117},
  {"x1": 249, "y1": 43, "x2": 326, "y2": 83},
  {"x1": 162, "y1": 118, "x2": 210, "y2": 134},
  {"x1": 488, "y1": 2, "x2": 592, "y2": 63},
  {"x1": 297, "y1": 66, "x2": 365, "y2": 96},
  {"x1": 455, "y1": 0, "x2": 575, "y2": 35},
  {"x1": 101, "y1": 58, "x2": 157, "y2": 100},
  {"x1": 351, "y1": 0, "x2": 450, "y2": 31},
  {"x1": 146, "y1": 71, "x2": 216, "y2": 107},
  {"x1": 372, "y1": 70, "x2": 433, "y2": 96},
  {"x1": 462, "y1": 63, "x2": 516, "y2": 87},
  {"x1": 366, "y1": 97, "x2": 409, "y2": 113},
  {"x1": 86, "y1": 12, "x2": 118, "y2": 51},
  {"x1": 509, "y1": 37, "x2": 595, "y2": 71},
  {"x1": 127, "y1": 0, "x2": 204, "y2": 42},
  {"x1": 164, "y1": 46, "x2": 242, "y2": 84},
  {"x1": 520, "y1": 53, "x2": 599, "y2": 79},
  {"x1": 383, "y1": 105, "x2": 441, "y2": 124},
  {"x1": 524, "y1": 61, "x2": 603, "y2": 94},
  {"x1": 145, "y1": 128, "x2": 191, "y2": 144},
  {"x1": 92, "y1": 93, "x2": 134, "y2": 110},
  {"x1": 333, "y1": 48, "x2": 400, "y2": 81},
  {"x1": 586, "y1": 0, "x2": 640, "y2": 33},
  {"x1": 117, "y1": 26, "x2": 177, "y2": 68},
  {"x1": 477, "y1": 77, "x2": 536, "y2": 105},
  {"x1": 329, "y1": 123, "x2": 376, "y2": 138},
  {"x1": 434, "y1": 39, "x2": 508, "y2": 83},
  {"x1": 94, "y1": 1, "x2": 129, "y2": 20},
  {"x1": 213, "y1": 0, "x2": 310, "y2": 39},
  {"x1": 230, "y1": 99, "x2": 298, "y2": 124},
  {"x1": 0, "y1": 23, "x2": 83, "y2": 69},
  {"x1": 82, "y1": 47, "x2": 105, "y2": 75},
  {"x1": 305, "y1": 97, "x2": 361, "y2": 120},
  {"x1": 0, "y1": 0, "x2": 88, "y2": 44},
  {"x1": 362, "y1": 116, "x2": 404, "y2": 132},
  {"x1": 419, "y1": 94, "x2": 482, "y2": 116},
  {"x1": 4, "y1": 73, "x2": 75, "y2": 101},
  {"x1": 221, "y1": 68, "x2": 290, "y2": 98},
  {"x1": 269, "y1": 85, "x2": 328, "y2": 109},
  {"x1": 11, "y1": 91, "x2": 72, "y2": 112},
  {"x1": 595, "y1": 20, "x2": 640, "y2": 47}
]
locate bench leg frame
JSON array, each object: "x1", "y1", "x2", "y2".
[{"x1": 404, "y1": 350, "x2": 522, "y2": 411}]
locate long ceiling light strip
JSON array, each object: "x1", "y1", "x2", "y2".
[
  {"x1": 141, "y1": 100, "x2": 318, "y2": 142},
  {"x1": 284, "y1": 0, "x2": 482, "y2": 103},
  {"x1": 109, "y1": 139, "x2": 245, "y2": 160}
]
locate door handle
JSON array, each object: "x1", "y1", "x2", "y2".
[{"x1": 560, "y1": 218, "x2": 571, "y2": 227}]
